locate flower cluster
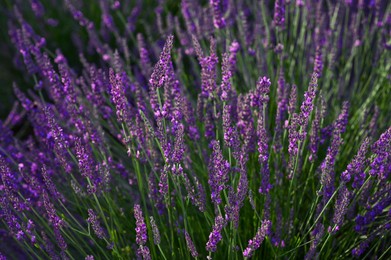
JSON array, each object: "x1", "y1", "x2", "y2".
[{"x1": 0, "y1": 1, "x2": 389, "y2": 259}]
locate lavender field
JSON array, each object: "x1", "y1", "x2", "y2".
[{"x1": 0, "y1": 0, "x2": 390, "y2": 259}]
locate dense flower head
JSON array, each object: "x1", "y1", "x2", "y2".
[
  {"x1": 134, "y1": 204, "x2": 148, "y2": 245},
  {"x1": 369, "y1": 127, "x2": 391, "y2": 179},
  {"x1": 243, "y1": 220, "x2": 271, "y2": 257},
  {"x1": 342, "y1": 137, "x2": 370, "y2": 185},
  {"x1": 208, "y1": 140, "x2": 230, "y2": 205},
  {"x1": 210, "y1": 0, "x2": 226, "y2": 29},
  {"x1": 87, "y1": 209, "x2": 106, "y2": 239},
  {"x1": 299, "y1": 73, "x2": 318, "y2": 126},
  {"x1": 149, "y1": 35, "x2": 174, "y2": 89},
  {"x1": 149, "y1": 216, "x2": 160, "y2": 245},
  {"x1": 273, "y1": 0, "x2": 285, "y2": 27},
  {"x1": 252, "y1": 76, "x2": 271, "y2": 108},
  {"x1": 206, "y1": 215, "x2": 226, "y2": 252},
  {"x1": 185, "y1": 231, "x2": 199, "y2": 257}
]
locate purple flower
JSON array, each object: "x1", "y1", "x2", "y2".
[
  {"x1": 223, "y1": 104, "x2": 239, "y2": 151},
  {"x1": 137, "y1": 246, "x2": 151, "y2": 260},
  {"x1": 134, "y1": 204, "x2": 147, "y2": 245},
  {"x1": 314, "y1": 46, "x2": 323, "y2": 76},
  {"x1": 288, "y1": 84, "x2": 297, "y2": 116},
  {"x1": 273, "y1": 0, "x2": 285, "y2": 27},
  {"x1": 198, "y1": 37, "x2": 218, "y2": 98},
  {"x1": 243, "y1": 220, "x2": 271, "y2": 257},
  {"x1": 238, "y1": 94, "x2": 256, "y2": 155},
  {"x1": 331, "y1": 185, "x2": 351, "y2": 233},
  {"x1": 210, "y1": 0, "x2": 226, "y2": 29},
  {"x1": 75, "y1": 137, "x2": 95, "y2": 181},
  {"x1": 206, "y1": 215, "x2": 226, "y2": 252},
  {"x1": 158, "y1": 165, "x2": 169, "y2": 196},
  {"x1": 257, "y1": 115, "x2": 272, "y2": 194},
  {"x1": 341, "y1": 137, "x2": 370, "y2": 185},
  {"x1": 109, "y1": 68, "x2": 131, "y2": 124},
  {"x1": 251, "y1": 77, "x2": 271, "y2": 108},
  {"x1": 149, "y1": 35, "x2": 174, "y2": 89},
  {"x1": 87, "y1": 209, "x2": 106, "y2": 239},
  {"x1": 369, "y1": 127, "x2": 391, "y2": 180},
  {"x1": 149, "y1": 216, "x2": 160, "y2": 245},
  {"x1": 208, "y1": 140, "x2": 230, "y2": 205},
  {"x1": 220, "y1": 53, "x2": 232, "y2": 101},
  {"x1": 305, "y1": 223, "x2": 324, "y2": 260},
  {"x1": 309, "y1": 108, "x2": 321, "y2": 162},
  {"x1": 320, "y1": 102, "x2": 349, "y2": 200},
  {"x1": 185, "y1": 231, "x2": 199, "y2": 257},
  {"x1": 228, "y1": 40, "x2": 240, "y2": 72},
  {"x1": 299, "y1": 73, "x2": 318, "y2": 128},
  {"x1": 41, "y1": 165, "x2": 62, "y2": 200}
]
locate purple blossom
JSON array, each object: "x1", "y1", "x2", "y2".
[
  {"x1": 208, "y1": 140, "x2": 230, "y2": 205},
  {"x1": 331, "y1": 185, "x2": 351, "y2": 233},
  {"x1": 42, "y1": 192, "x2": 67, "y2": 252},
  {"x1": 149, "y1": 35, "x2": 174, "y2": 89},
  {"x1": 198, "y1": 37, "x2": 218, "y2": 98},
  {"x1": 273, "y1": 0, "x2": 285, "y2": 27},
  {"x1": 341, "y1": 137, "x2": 370, "y2": 185},
  {"x1": 251, "y1": 77, "x2": 271, "y2": 108},
  {"x1": 185, "y1": 231, "x2": 199, "y2": 257},
  {"x1": 288, "y1": 84, "x2": 297, "y2": 116},
  {"x1": 243, "y1": 220, "x2": 271, "y2": 257},
  {"x1": 314, "y1": 46, "x2": 323, "y2": 76},
  {"x1": 369, "y1": 126, "x2": 391, "y2": 180},
  {"x1": 206, "y1": 215, "x2": 226, "y2": 252},
  {"x1": 159, "y1": 165, "x2": 169, "y2": 196},
  {"x1": 41, "y1": 165, "x2": 62, "y2": 200},
  {"x1": 238, "y1": 94, "x2": 256, "y2": 155},
  {"x1": 149, "y1": 216, "x2": 160, "y2": 245},
  {"x1": 309, "y1": 108, "x2": 321, "y2": 162},
  {"x1": 109, "y1": 68, "x2": 131, "y2": 124},
  {"x1": 299, "y1": 73, "x2": 318, "y2": 128},
  {"x1": 305, "y1": 223, "x2": 324, "y2": 260},
  {"x1": 228, "y1": 40, "x2": 240, "y2": 72},
  {"x1": 220, "y1": 53, "x2": 232, "y2": 101},
  {"x1": 223, "y1": 104, "x2": 239, "y2": 151},
  {"x1": 134, "y1": 204, "x2": 148, "y2": 246},
  {"x1": 75, "y1": 137, "x2": 95, "y2": 181},
  {"x1": 137, "y1": 246, "x2": 151, "y2": 260},
  {"x1": 181, "y1": 0, "x2": 197, "y2": 34},
  {"x1": 42, "y1": 232, "x2": 60, "y2": 260},
  {"x1": 320, "y1": 102, "x2": 349, "y2": 200},
  {"x1": 210, "y1": 0, "x2": 226, "y2": 29},
  {"x1": 257, "y1": 115, "x2": 272, "y2": 194},
  {"x1": 87, "y1": 209, "x2": 106, "y2": 239}
]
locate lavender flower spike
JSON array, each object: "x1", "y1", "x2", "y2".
[
  {"x1": 330, "y1": 185, "x2": 351, "y2": 233},
  {"x1": 243, "y1": 220, "x2": 271, "y2": 257},
  {"x1": 134, "y1": 204, "x2": 151, "y2": 260},
  {"x1": 149, "y1": 35, "x2": 174, "y2": 89},
  {"x1": 149, "y1": 216, "x2": 161, "y2": 245},
  {"x1": 87, "y1": 209, "x2": 106, "y2": 239},
  {"x1": 299, "y1": 73, "x2": 318, "y2": 128},
  {"x1": 369, "y1": 126, "x2": 391, "y2": 180},
  {"x1": 341, "y1": 137, "x2": 370, "y2": 185},
  {"x1": 210, "y1": 0, "x2": 226, "y2": 29},
  {"x1": 206, "y1": 215, "x2": 226, "y2": 252},
  {"x1": 208, "y1": 140, "x2": 230, "y2": 205},
  {"x1": 134, "y1": 204, "x2": 148, "y2": 246},
  {"x1": 185, "y1": 231, "x2": 199, "y2": 257},
  {"x1": 273, "y1": 0, "x2": 285, "y2": 28}
]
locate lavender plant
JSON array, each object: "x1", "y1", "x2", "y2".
[{"x1": 0, "y1": 0, "x2": 390, "y2": 259}]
